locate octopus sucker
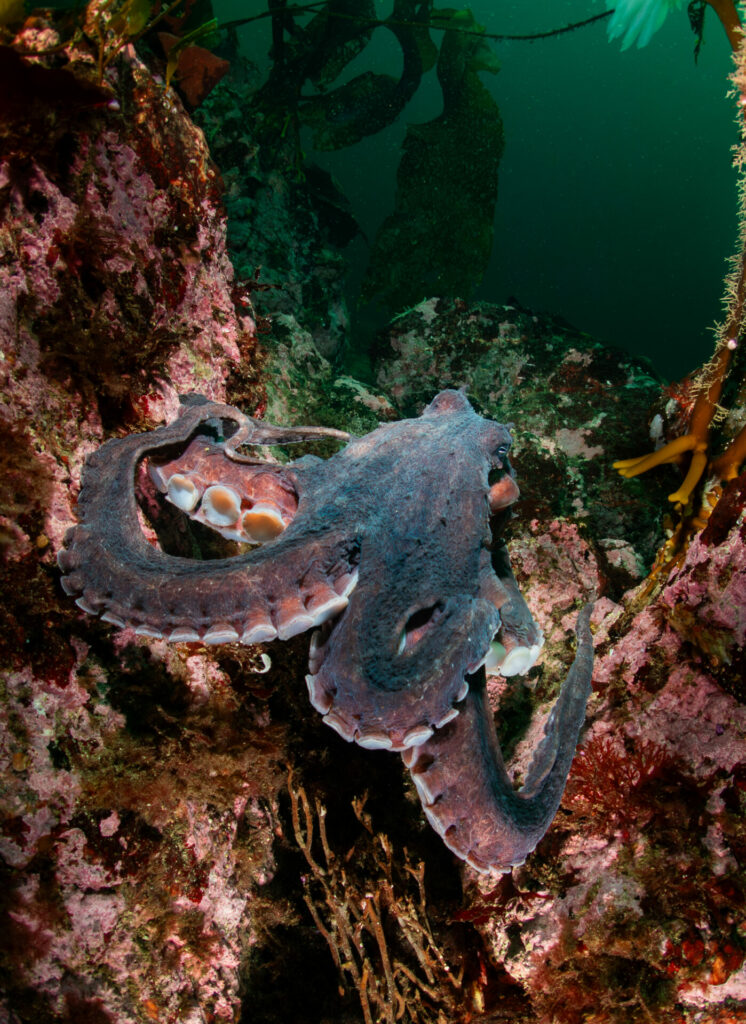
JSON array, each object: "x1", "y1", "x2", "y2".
[
  {"x1": 203, "y1": 623, "x2": 241, "y2": 644},
  {"x1": 202, "y1": 484, "x2": 241, "y2": 527},
  {"x1": 60, "y1": 572, "x2": 84, "y2": 596},
  {"x1": 323, "y1": 708, "x2": 358, "y2": 742},
  {"x1": 497, "y1": 642, "x2": 543, "y2": 677},
  {"x1": 276, "y1": 613, "x2": 316, "y2": 640},
  {"x1": 356, "y1": 731, "x2": 394, "y2": 750},
  {"x1": 242, "y1": 505, "x2": 285, "y2": 542},
  {"x1": 135, "y1": 624, "x2": 164, "y2": 639},
  {"x1": 306, "y1": 673, "x2": 334, "y2": 714},
  {"x1": 240, "y1": 621, "x2": 278, "y2": 645},
  {"x1": 58, "y1": 390, "x2": 594, "y2": 872},
  {"x1": 333, "y1": 568, "x2": 359, "y2": 598},
  {"x1": 165, "y1": 473, "x2": 201, "y2": 512},
  {"x1": 433, "y1": 707, "x2": 459, "y2": 729},
  {"x1": 402, "y1": 724, "x2": 434, "y2": 748},
  {"x1": 101, "y1": 610, "x2": 127, "y2": 628},
  {"x1": 168, "y1": 626, "x2": 202, "y2": 643}
]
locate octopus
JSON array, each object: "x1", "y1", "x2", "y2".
[{"x1": 58, "y1": 389, "x2": 594, "y2": 872}]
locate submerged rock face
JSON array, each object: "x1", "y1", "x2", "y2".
[
  {"x1": 0, "y1": 38, "x2": 276, "y2": 1024},
  {"x1": 472, "y1": 486, "x2": 746, "y2": 1023},
  {"x1": 1, "y1": 48, "x2": 260, "y2": 410}
]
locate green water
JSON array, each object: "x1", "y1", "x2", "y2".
[{"x1": 212, "y1": 0, "x2": 737, "y2": 380}]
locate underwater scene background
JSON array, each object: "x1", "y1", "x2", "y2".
[
  {"x1": 219, "y1": 0, "x2": 737, "y2": 379},
  {"x1": 1, "y1": 1, "x2": 746, "y2": 1022}
]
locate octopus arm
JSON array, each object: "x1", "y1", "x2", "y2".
[
  {"x1": 58, "y1": 400, "x2": 357, "y2": 643},
  {"x1": 403, "y1": 605, "x2": 594, "y2": 872}
]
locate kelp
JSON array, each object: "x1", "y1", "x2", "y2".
[
  {"x1": 299, "y1": 0, "x2": 437, "y2": 150},
  {"x1": 361, "y1": 9, "x2": 504, "y2": 311}
]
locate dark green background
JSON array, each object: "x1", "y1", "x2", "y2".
[{"x1": 215, "y1": 0, "x2": 737, "y2": 380}]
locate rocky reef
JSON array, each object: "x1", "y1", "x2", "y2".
[{"x1": 1, "y1": 13, "x2": 745, "y2": 1024}]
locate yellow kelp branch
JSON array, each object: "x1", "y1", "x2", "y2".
[
  {"x1": 614, "y1": 13, "x2": 746, "y2": 578},
  {"x1": 287, "y1": 770, "x2": 468, "y2": 1024}
]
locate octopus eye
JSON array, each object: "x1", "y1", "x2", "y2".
[{"x1": 495, "y1": 443, "x2": 510, "y2": 460}]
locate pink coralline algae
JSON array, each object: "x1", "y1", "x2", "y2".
[
  {"x1": 660, "y1": 493, "x2": 746, "y2": 673},
  {"x1": 468, "y1": 475, "x2": 746, "y2": 1023},
  {"x1": 1, "y1": 38, "x2": 257, "y2": 409},
  {"x1": 0, "y1": 36, "x2": 273, "y2": 1024}
]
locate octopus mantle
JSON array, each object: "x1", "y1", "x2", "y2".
[{"x1": 58, "y1": 390, "x2": 593, "y2": 872}]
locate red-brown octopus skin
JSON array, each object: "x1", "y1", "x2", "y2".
[{"x1": 58, "y1": 390, "x2": 594, "y2": 873}]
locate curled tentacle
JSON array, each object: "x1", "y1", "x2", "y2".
[
  {"x1": 58, "y1": 400, "x2": 357, "y2": 642},
  {"x1": 402, "y1": 604, "x2": 594, "y2": 872}
]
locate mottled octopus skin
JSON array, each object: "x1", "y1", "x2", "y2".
[{"x1": 58, "y1": 390, "x2": 594, "y2": 872}]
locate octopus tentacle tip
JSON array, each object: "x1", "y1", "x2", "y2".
[{"x1": 255, "y1": 653, "x2": 272, "y2": 673}]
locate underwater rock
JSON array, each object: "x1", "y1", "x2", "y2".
[
  {"x1": 660, "y1": 474, "x2": 746, "y2": 683},
  {"x1": 261, "y1": 312, "x2": 394, "y2": 435},
  {"x1": 469, "y1": 481, "x2": 746, "y2": 1021},
  {"x1": 0, "y1": 37, "x2": 272, "y2": 1023},
  {"x1": 193, "y1": 67, "x2": 355, "y2": 362},
  {"x1": 0, "y1": 37, "x2": 258, "y2": 407}
]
